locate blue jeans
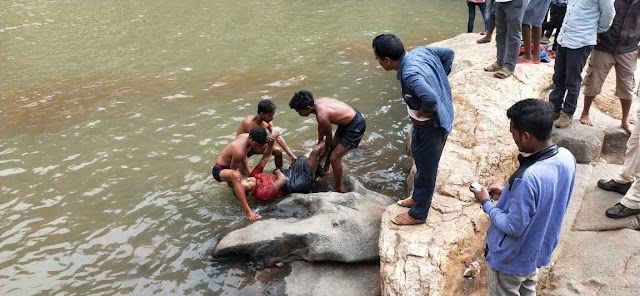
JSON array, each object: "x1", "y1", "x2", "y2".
[
  {"x1": 468, "y1": 2, "x2": 489, "y2": 33},
  {"x1": 495, "y1": 0, "x2": 528, "y2": 72},
  {"x1": 408, "y1": 125, "x2": 448, "y2": 221},
  {"x1": 549, "y1": 44, "x2": 593, "y2": 115}
]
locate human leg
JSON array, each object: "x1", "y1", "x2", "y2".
[
  {"x1": 468, "y1": 2, "x2": 476, "y2": 33},
  {"x1": 329, "y1": 144, "x2": 350, "y2": 193},
  {"x1": 560, "y1": 45, "x2": 593, "y2": 115},
  {"x1": 581, "y1": 49, "x2": 614, "y2": 126},
  {"x1": 531, "y1": 26, "x2": 542, "y2": 63},
  {"x1": 520, "y1": 24, "x2": 533, "y2": 62},
  {"x1": 487, "y1": 266, "x2": 538, "y2": 296},
  {"x1": 549, "y1": 45, "x2": 568, "y2": 112},
  {"x1": 478, "y1": 1, "x2": 496, "y2": 43},
  {"x1": 407, "y1": 125, "x2": 448, "y2": 221},
  {"x1": 480, "y1": 2, "x2": 489, "y2": 32},
  {"x1": 271, "y1": 146, "x2": 284, "y2": 169},
  {"x1": 502, "y1": 0, "x2": 526, "y2": 72},
  {"x1": 614, "y1": 50, "x2": 638, "y2": 134},
  {"x1": 615, "y1": 108, "x2": 640, "y2": 184},
  {"x1": 305, "y1": 141, "x2": 326, "y2": 180},
  {"x1": 493, "y1": 2, "x2": 507, "y2": 66}
]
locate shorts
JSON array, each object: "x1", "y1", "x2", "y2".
[
  {"x1": 335, "y1": 110, "x2": 366, "y2": 149},
  {"x1": 583, "y1": 49, "x2": 638, "y2": 100},
  {"x1": 211, "y1": 164, "x2": 229, "y2": 182},
  {"x1": 522, "y1": 0, "x2": 551, "y2": 26},
  {"x1": 283, "y1": 156, "x2": 314, "y2": 193}
]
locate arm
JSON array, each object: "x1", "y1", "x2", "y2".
[
  {"x1": 405, "y1": 74, "x2": 439, "y2": 114},
  {"x1": 484, "y1": 180, "x2": 537, "y2": 237},
  {"x1": 250, "y1": 138, "x2": 275, "y2": 177},
  {"x1": 597, "y1": 0, "x2": 615, "y2": 33},
  {"x1": 431, "y1": 47, "x2": 455, "y2": 75},
  {"x1": 230, "y1": 150, "x2": 251, "y2": 176},
  {"x1": 276, "y1": 136, "x2": 297, "y2": 161},
  {"x1": 317, "y1": 114, "x2": 333, "y2": 169}
]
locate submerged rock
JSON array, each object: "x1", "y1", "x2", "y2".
[{"x1": 212, "y1": 178, "x2": 394, "y2": 269}]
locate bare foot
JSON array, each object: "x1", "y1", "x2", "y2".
[
  {"x1": 517, "y1": 57, "x2": 533, "y2": 64},
  {"x1": 579, "y1": 114, "x2": 593, "y2": 126},
  {"x1": 245, "y1": 211, "x2": 262, "y2": 221},
  {"x1": 532, "y1": 56, "x2": 540, "y2": 64},
  {"x1": 621, "y1": 121, "x2": 632, "y2": 134}
]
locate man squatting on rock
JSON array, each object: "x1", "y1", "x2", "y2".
[
  {"x1": 372, "y1": 34, "x2": 455, "y2": 225},
  {"x1": 236, "y1": 99, "x2": 297, "y2": 168},
  {"x1": 470, "y1": 99, "x2": 577, "y2": 295}
]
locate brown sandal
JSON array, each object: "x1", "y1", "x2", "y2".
[
  {"x1": 484, "y1": 62, "x2": 502, "y2": 72},
  {"x1": 396, "y1": 196, "x2": 415, "y2": 208},
  {"x1": 391, "y1": 212, "x2": 426, "y2": 225},
  {"x1": 494, "y1": 68, "x2": 513, "y2": 79}
]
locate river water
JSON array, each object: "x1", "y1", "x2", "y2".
[{"x1": 1, "y1": 1, "x2": 474, "y2": 294}]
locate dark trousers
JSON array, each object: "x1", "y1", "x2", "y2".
[
  {"x1": 542, "y1": 4, "x2": 566, "y2": 51},
  {"x1": 408, "y1": 125, "x2": 448, "y2": 221},
  {"x1": 468, "y1": 2, "x2": 489, "y2": 33},
  {"x1": 549, "y1": 45, "x2": 593, "y2": 115}
]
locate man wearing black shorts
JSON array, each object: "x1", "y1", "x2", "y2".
[{"x1": 289, "y1": 90, "x2": 366, "y2": 193}]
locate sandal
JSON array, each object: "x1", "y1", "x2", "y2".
[
  {"x1": 494, "y1": 68, "x2": 513, "y2": 79},
  {"x1": 477, "y1": 38, "x2": 491, "y2": 44},
  {"x1": 396, "y1": 196, "x2": 415, "y2": 208},
  {"x1": 484, "y1": 63, "x2": 502, "y2": 72},
  {"x1": 391, "y1": 212, "x2": 426, "y2": 225}
]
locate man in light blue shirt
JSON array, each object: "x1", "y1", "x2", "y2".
[
  {"x1": 372, "y1": 34, "x2": 454, "y2": 225},
  {"x1": 549, "y1": 0, "x2": 615, "y2": 128}
]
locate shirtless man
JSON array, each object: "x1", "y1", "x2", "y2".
[
  {"x1": 289, "y1": 90, "x2": 366, "y2": 193},
  {"x1": 237, "y1": 99, "x2": 296, "y2": 168},
  {"x1": 212, "y1": 127, "x2": 268, "y2": 220},
  {"x1": 242, "y1": 139, "x2": 327, "y2": 201}
]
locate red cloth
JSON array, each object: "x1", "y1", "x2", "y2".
[{"x1": 249, "y1": 164, "x2": 286, "y2": 201}]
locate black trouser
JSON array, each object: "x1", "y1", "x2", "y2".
[
  {"x1": 549, "y1": 45, "x2": 593, "y2": 115},
  {"x1": 542, "y1": 4, "x2": 566, "y2": 51}
]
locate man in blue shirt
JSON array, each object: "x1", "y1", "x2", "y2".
[
  {"x1": 549, "y1": 0, "x2": 615, "y2": 128},
  {"x1": 372, "y1": 34, "x2": 455, "y2": 225},
  {"x1": 470, "y1": 99, "x2": 576, "y2": 295}
]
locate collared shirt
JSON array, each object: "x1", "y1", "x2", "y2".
[
  {"x1": 557, "y1": 0, "x2": 616, "y2": 49},
  {"x1": 396, "y1": 46, "x2": 455, "y2": 133}
]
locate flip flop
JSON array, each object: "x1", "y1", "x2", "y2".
[
  {"x1": 396, "y1": 196, "x2": 415, "y2": 208},
  {"x1": 477, "y1": 38, "x2": 491, "y2": 44},
  {"x1": 391, "y1": 212, "x2": 426, "y2": 226}
]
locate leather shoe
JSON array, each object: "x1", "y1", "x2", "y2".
[
  {"x1": 597, "y1": 179, "x2": 631, "y2": 195},
  {"x1": 605, "y1": 203, "x2": 640, "y2": 219}
]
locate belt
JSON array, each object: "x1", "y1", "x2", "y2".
[{"x1": 411, "y1": 118, "x2": 432, "y2": 126}]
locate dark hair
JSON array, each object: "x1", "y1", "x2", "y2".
[
  {"x1": 249, "y1": 126, "x2": 268, "y2": 145},
  {"x1": 372, "y1": 34, "x2": 405, "y2": 61},
  {"x1": 506, "y1": 99, "x2": 553, "y2": 141},
  {"x1": 257, "y1": 99, "x2": 276, "y2": 114},
  {"x1": 289, "y1": 90, "x2": 315, "y2": 110}
]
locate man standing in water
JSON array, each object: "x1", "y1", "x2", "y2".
[
  {"x1": 372, "y1": 34, "x2": 454, "y2": 225},
  {"x1": 237, "y1": 99, "x2": 297, "y2": 168},
  {"x1": 289, "y1": 90, "x2": 366, "y2": 193},
  {"x1": 212, "y1": 127, "x2": 268, "y2": 220}
]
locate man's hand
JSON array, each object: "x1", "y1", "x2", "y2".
[
  {"x1": 487, "y1": 185, "x2": 503, "y2": 201},
  {"x1": 469, "y1": 183, "x2": 490, "y2": 203},
  {"x1": 267, "y1": 137, "x2": 275, "y2": 146},
  {"x1": 245, "y1": 211, "x2": 262, "y2": 221}
]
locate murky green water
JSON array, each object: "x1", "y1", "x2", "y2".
[{"x1": 0, "y1": 1, "x2": 473, "y2": 294}]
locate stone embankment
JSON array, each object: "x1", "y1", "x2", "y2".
[{"x1": 379, "y1": 33, "x2": 640, "y2": 296}]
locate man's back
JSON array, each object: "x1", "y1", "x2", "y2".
[
  {"x1": 314, "y1": 97, "x2": 356, "y2": 127},
  {"x1": 486, "y1": 147, "x2": 576, "y2": 275}
]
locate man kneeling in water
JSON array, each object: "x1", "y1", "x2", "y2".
[{"x1": 242, "y1": 138, "x2": 327, "y2": 201}]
